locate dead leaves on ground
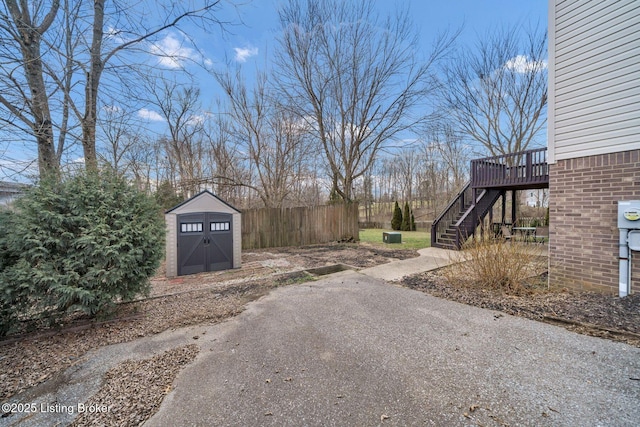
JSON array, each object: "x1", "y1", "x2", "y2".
[{"x1": 70, "y1": 344, "x2": 199, "y2": 427}]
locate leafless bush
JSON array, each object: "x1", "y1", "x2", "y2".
[{"x1": 442, "y1": 233, "x2": 547, "y2": 294}]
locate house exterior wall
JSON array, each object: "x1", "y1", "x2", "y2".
[
  {"x1": 548, "y1": 0, "x2": 640, "y2": 294},
  {"x1": 548, "y1": 0, "x2": 640, "y2": 164},
  {"x1": 549, "y1": 151, "x2": 640, "y2": 293},
  {"x1": 0, "y1": 181, "x2": 27, "y2": 206}
]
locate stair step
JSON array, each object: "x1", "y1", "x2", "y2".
[
  {"x1": 432, "y1": 183, "x2": 503, "y2": 251},
  {"x1": 435, "y1": 242, "x2": 458, "y2": 250}
]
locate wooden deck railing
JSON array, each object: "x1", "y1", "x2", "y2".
[{"x1": 471, "y1": 148, "x2": 548, "y2": 189}]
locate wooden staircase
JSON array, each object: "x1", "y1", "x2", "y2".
[
  {"x1": 431, "y1": 183, "x2": 502, "y2": 249},
  {"x1": 431, "y1": 148, "x2": 549, "y2": 250}
]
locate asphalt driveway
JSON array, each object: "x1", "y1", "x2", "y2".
[{"x1": 147, "y1": 270, "x2": 640, "y2": 426}]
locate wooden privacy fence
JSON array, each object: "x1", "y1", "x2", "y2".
[{"x1": 241, "y1": 203, "x2": 359, "y2": 250}]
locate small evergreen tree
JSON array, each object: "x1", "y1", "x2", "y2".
[
  {"x1": 402, "y1": 201, "x2": 411, "y2": 231},
  {"x1": 155, "y1": 180, "x2": 183, "y2": 210},
  {"x1": 0, "y1": 171, "x2": 165, "y2": 335},
  {"x1": 391, "y1": 201, "x2": 403, "y2": 230},
  {"x1": 411, "y1": 212, "x2": 417, "y2": 231}
]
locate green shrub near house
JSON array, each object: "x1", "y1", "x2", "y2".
[{"x1": 0, "y1": 171, "x2": 165, "y2": 336}]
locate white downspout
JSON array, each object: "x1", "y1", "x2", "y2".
[{"x1": 619, "y1": 228, "x2": 629, "y2": 297}]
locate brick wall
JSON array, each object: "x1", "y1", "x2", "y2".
[{"x1": 549, "y1": 150, "x2": 640, "y2": 294}]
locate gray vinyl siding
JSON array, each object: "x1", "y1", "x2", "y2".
[{"x1": 548, "y1": 0, "x2": 640, "y2": 163}]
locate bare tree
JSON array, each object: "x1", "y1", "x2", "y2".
[
  {"x1": 147, "y1": 80, "x2": 207, "y2": 198},
  {"x1": 429, "y1": 123, "x2": 470, "y2": 192},
  {"x1": 274, "y1": 0, "x2": 455, "y2": 202},
  {"x1": 0, "y1": 0, "x2": 61, "y2": 179},
  {"x1": 0, "y1": 0, "x2": 225, "y2": 178},
  {"x1": 396, "y1": 148, "x2": 421, "y2": 203},
  {"x1": 78, "y1": 0, "x2": 223, "y2": 171},
  {"x1": 205, "y1": 110, "x2": 247, "y2": 204},
  {"x1": 124, "y1": 135, "x2": 157, "y2": 193},
  {"x1": 440, "y1": 24, "x2": 547, "y2": 157},
  {"x1": 217, "y1": 71, "x2": 310, "y2": 208},
  {"x1": 97, "y1": 105, "x2": 141, "y2": 175}
]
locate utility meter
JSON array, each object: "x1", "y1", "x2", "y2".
[{"x1": 618, "y1": 201, "x2": 640, "y2": 229}]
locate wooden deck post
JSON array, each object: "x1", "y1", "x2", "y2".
[{"x1": 511, "y1": 190, "x2": 517, "y2": 225}]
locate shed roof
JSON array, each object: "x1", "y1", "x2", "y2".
[{"x1": 165, "y1": 190, "x2": 241, "y2": 214}]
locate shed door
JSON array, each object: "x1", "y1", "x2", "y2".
[
  {"x1": 177, "y1": 212, "x2": 233, "y2": 276},
  {"x1": 206, "y1": 213, "x2": 233, "y2": 272}
]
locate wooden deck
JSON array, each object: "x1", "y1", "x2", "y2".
[
  {"x1": 432, "y1": 148, "x2": 549, "y2": 249},
  {"x1": 471, "y1": 148, "x2": 548, "y2": 190}
]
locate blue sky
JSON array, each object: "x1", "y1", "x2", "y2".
[
  {"x1": 135, "y1": 0, "x2": 547, "y2": 127},
  {"x1": 135, "y1": 0, "x2": 548, "y2": 143},
  {"x1": 213, "y1": 0, "x2": 547, "y2": 66},
  {"x1": 1, "y1": 0, "x2": 548, "y2": 181}
]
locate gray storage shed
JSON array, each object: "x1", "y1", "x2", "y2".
[{"x1": 165, "y1": 191, "x2": 241, "y2": 277}]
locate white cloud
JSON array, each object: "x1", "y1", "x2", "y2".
[
  {"x1": 105, "y1": 26, "x2": 127, "y2": 44},
  {"x1": 102, "y1": 104, "x2": 121, "y2": 113},
  {"x1": 234, "y1": 46, "x2": 258, "y2": 63},
  {"x1": 150, "y1": 33, "x2": 199, "y2": 69},
  {"x1": 504, "y1": 55, "x2": 547, "y2": 73},
  {"x1": 137, "y1": 108, "x2": 164, "y2": 122},
  {"x1": 187, "y1": 114, "x2": 206, "y2": 126}
]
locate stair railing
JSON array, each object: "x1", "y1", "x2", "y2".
[
  {"x1": 452, "y1": 188, "x2": 503, "y2": 248},
  {"x1": 431, "y1": 182, "x2": 472, "y2": 248}
]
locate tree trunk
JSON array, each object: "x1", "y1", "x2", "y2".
[
  {"x1": 82, "y1": 0, "x2": 105, "y2": 171},
  {"x1": 26, "y1": 41, "x2": 58, "y2": 179},
  {"x1": 5, "y1": 0, "x2": 61, "y2": 179}
]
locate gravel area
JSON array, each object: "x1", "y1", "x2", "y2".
[{"x1": 0, "y1": 279, "x2": 284, "y2": 403}]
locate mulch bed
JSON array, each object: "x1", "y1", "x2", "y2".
[{"x1": 401, "y1": 271, "x2": 640, "y2": 347}]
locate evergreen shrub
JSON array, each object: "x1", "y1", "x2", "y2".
[
  {"x1": 402, "y1": 202, "x2": 411, "y2": 231},
  {"x1": 0, "y1": 171, "x2": 165, "y2": 335},
  {"x1": 391, "y1": 201, "x2": 403, "y2": 230}
]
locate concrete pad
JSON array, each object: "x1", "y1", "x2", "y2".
[{"x1": 359, "y1": 247, "x2": 457, "y2": 281}]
